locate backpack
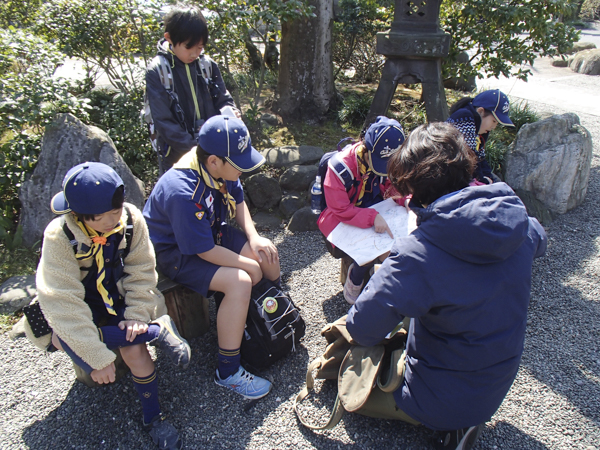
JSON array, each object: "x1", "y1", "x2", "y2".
[
  {"x1": 140, "y1": 54, "x2": 214, "y2": 153},
  {"x1": 239, "y1": 279, "x2": 306, "y2": 371},
  {"x1": 294, "y1": 315, "x2": 408, "y2": 430},
  {"x1": 315, "y1": 138, "x2": 361, "y2": 211}
]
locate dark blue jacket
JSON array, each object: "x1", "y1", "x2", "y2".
[
  {"x1": 347, "y1": 183, "x2": 547, "y2": 430},
  {"x1": 446, "y1": 103, "x2": 494, "y2": 182},
  {"x1": 146, "y1": 39, "x2": 236, "y2": 169}
]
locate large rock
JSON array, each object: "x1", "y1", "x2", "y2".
[
  {"x1": 569, "y1": 49, "x2": 600, "y2": 75},
  {"x1": 260, "y1": 145, "x2": 324, "y2": 168},
  {"x1": 287, "y1": 206, "x2": 319, "y2": 232},
  {"x1": 252, "y1": 211, "x2": 283, "y2": 232},
  {"x1": 0, "y1": 275, "x2": 36, "y2": 314},
  {"x1": 19, "y1": 114, "x2": 145, "y2": 247},
  {"x1": 244, "y1": 173, "x2": 282, "y2": 210},
  {"x1": 566, "y1": 41, "x2": 597, "y2": 55},
  {"x1": 504, "y1": 113, "x2": 592, "y2": 216},
  {"x1": 552, "y1": 58, "x2": 569, "y2": 68},
  {"x1": 279, "y1": 165, "x2": 318, "y2": 191},
  {"x1": 279, "y1": 194, "x2": 305, "y2": 219}
]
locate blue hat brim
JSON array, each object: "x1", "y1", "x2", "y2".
[
  {"x1": 491, "y1": 111, "x2": 515, "y2": 127},
  {"x1": 371, "y1": 154, "x2": 390, "y2": 177},
  {"x1": 51, "y1": 191, "x2": 71, "y2": 215},
  {"x1": 225, "y1": 145, "x2": 266, "y2": 172}
]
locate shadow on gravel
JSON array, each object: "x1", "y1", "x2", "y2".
[
  {"x1": 520, "y1": 165, "x2": 600, "y2": 430},
  {"x1": 481, "y1": 421, "x2": 551, "y2": 449},
  {"x1": 321, "y1": 292, "x2": 350, "y2": 324},
  {"x1": 21, "y1": 376, "x2": 159, "y2": 449}
]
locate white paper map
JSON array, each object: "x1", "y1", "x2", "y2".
[{"x1": 327, "y1": 198, "x2": 417, "y2": 266}]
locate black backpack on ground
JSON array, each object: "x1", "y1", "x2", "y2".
[{"x1": 215, "y1": 279, "x2": 305, "y2": 371}]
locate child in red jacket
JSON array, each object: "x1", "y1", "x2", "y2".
[{"x1": 318, "y1": 116, "x2": 406, "y2": 304}]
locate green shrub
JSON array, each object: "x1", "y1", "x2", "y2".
[
  {"x1": 580, "y1": 0, "x2": 600, "y2": 20},
  {"x1": 0, "y1": 29, "x2": 90, "y2": 232},
  {"x1": 332, "y1": 0, "x2": 392, "y2": 83},
  {"x1": 87, "y1": 87, "x2": 158, "y2": 182},
  {"x1": 486, "y1": 100, "x2": 539, "y2": 174},
  {"x1": 338, "y1": 93, "x2": 373, "y2": 127}
]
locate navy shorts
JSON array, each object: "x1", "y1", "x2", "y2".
[{"x1": 156, "y1": 225, "x2": 248, "y2": 297}]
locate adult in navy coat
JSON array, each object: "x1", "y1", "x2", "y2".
[{"x1": 346, "y1": 122, "x2": 547, "y2": 450}]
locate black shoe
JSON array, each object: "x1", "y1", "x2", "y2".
[
  {"x1": 433, "y1": 424, "x2": 484, "y2": 450},
  {"x1": 144, "y1": 415, "x2": 182, "y2": 450},
  {"x1": 150, "y1": 315, "x2": 191, "y2": 369}
]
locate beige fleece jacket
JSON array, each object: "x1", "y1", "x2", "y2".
[{"x1": 24, "y1": 203, "x2": 167, "y2": 370}]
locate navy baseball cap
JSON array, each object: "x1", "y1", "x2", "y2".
[
  {"x1": 51, "y1": 162, "x2": 124, "y2": 215},
  {"x1": 198, "y1": 115, "x2": 265, "y2": 172},
  {"x1": 364, "y1": 116, "x2": 406, "y2": 176},
  {"x1": 472, "y1": 89, "x2": 514, "y2": 127}
]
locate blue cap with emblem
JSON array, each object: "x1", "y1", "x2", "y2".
[
  {"x1": 51, "y1": 162, "x2": 124, "y2": 215},
  {"x1": 197, "y1": 115, "x2": 266, "y2": 172},
  {"x1": 472, "y1": 89, "x2": 514, "y2": 127},
  {"x1": 364, "y1": 116, "x2": 406, "y2": 176}
]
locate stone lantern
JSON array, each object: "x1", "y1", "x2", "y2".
[{"x1": 364, "y1": 0, "x2": 451, "y2": 127}]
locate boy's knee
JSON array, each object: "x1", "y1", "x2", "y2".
[
  {"x1": 223, "y1": 271, "x2": 252, "y2": 299},
  {"x1": 120, "y1": 343, "x2": 150, "y2": 361}
]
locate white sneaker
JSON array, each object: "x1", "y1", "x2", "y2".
[{"x1": 343, "y1": 263, "x2": 364, "y2": 305}]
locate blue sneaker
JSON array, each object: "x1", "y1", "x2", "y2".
[{"x1": 214, "y1": 366, "x2": 272, "y2": 399}]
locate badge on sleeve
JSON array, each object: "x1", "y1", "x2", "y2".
[{"x1": 195, "y1": 211, "x2": 205, "y2": 220}]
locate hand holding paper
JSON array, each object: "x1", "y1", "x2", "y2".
[{"x1": 327, "y1": 198, "x2": 417, "y2": 266}]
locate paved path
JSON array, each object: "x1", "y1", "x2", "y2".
[{"x1": 478, "y1": 22, "x2": 600, "y2": 117}]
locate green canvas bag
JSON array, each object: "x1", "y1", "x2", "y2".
[{"x1": 294, "y1": 315, "x2": 407, "y2": 430}]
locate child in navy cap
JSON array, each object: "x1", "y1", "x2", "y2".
[
  {"x1": 446, "y1": 89, "x2": 514, "y2": 184},
  {"x1": 25, "y1": 162, "x2": 190, "y2": 449},
  {"x1": 317, "y1": 116, "x2": 406, "y2": 304},
  {"x1": 143, "y1": 115, "x2": 278, "y2": 400}
]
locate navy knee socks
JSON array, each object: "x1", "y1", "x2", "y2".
[
  {"x1": 132, "y1": 370, "x2": 161, "y2": 425},
  {"x1": 217, "y1": 347, "x2": 241, "y2": 379}
]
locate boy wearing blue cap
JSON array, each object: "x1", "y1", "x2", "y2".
[
  {"x1": 317, "y1": 116, "x2": 406, "y2": 304},
  {"x1": 25, "y1": 162, "x2": 190, "y2": 450},
  {"x1": 143, "y1": 115, "x2": 278, "y2": 400},
  {"x1": 446, "y1": 89, "x2": 515, "y2": 184}
]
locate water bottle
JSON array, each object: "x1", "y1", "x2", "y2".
[{"x1": 311, "y1": 176, "x2": 323, "y2": 214}]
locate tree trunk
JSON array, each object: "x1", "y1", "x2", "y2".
[{"x1": 276, "y1": 0, "x2": 337, "y2": 122}]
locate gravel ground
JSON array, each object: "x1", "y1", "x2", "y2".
[{"x1": 2, "y1": 109, "x2": 600, "y2": 450}]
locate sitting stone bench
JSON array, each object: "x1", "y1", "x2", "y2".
[{"x1": 73, "y1": 275, "x2": 210, "y2": 387}]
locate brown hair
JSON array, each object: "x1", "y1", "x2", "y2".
[{"x1": 387, "y1": 122, "x2": 476, "y2": 206}]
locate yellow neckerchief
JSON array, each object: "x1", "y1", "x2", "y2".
[
  {"x1": 354, "y1": 144, "x2": 373, "y2": 207},
  {"x1": 74, "y1": 217, "x2": 126, "y2": 316},
  {"x1": 167, "y1": 47, "x2": 201, "y2": 121},
  {"x1": 173, "y1": 149, "x2": 237, "y2": 219}
]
